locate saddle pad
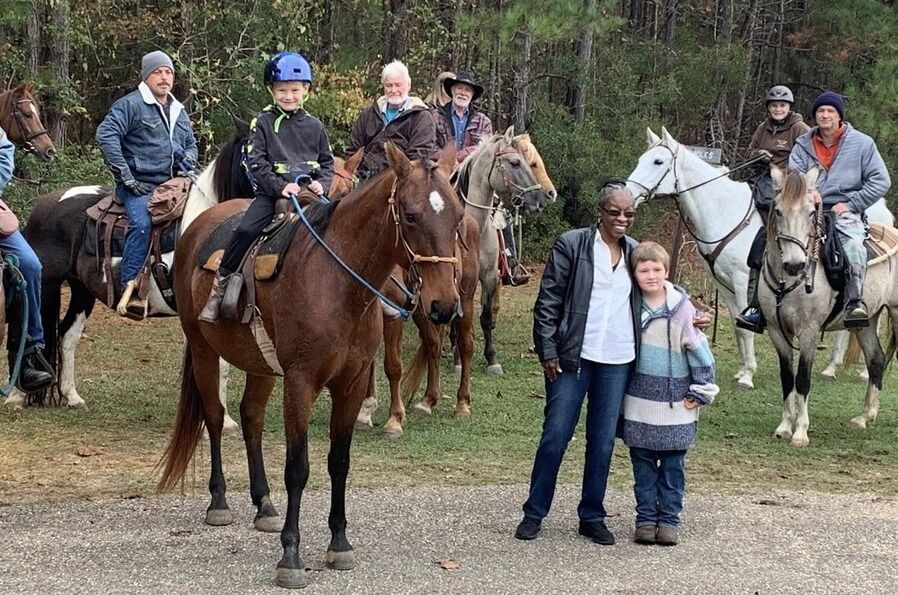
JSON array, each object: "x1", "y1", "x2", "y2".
[
  {"x1": 83, "y1": 218, "x2": 179, "y2": 258},
  {"x1": 197, "y1": 212, "x2": 302, "y2": 281},
  {"x1": 865, "y1": 223, "x2": 898, "y2": 266}
]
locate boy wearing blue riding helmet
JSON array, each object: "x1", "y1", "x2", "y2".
[{"x1": 199, "y1": 51, "x2": 335, "y2": 324}]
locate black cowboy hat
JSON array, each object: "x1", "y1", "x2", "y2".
[{"x1": 443, "y1": 72, "x2": 484, "y2": 102}]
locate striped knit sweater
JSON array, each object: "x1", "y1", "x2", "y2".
[{"x1": 621, "y1": 282, "x2": 718, "y2": 451}]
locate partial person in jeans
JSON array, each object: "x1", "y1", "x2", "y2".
[
  {"x1": 0, "y1": 127, "x2": 54, "y2": 392},
  {"x1": 621, "y1": 241, "x2": 718, "y2": 546},
  {"x1": 516, "y1": 180, "x2": 643, "y2": 545},
  {"x1": 96, "y1": 50, "x2": 198, "y2": 316}
]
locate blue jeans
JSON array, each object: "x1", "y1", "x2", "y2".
[
  {"x1": 115, "y1": 183, "x2": 153, "y2": 291},
  {"x1": 0, "y1": 230, "x2": 44, "y2": 349},
  {"x1": 522, "y1": 359, "x2": 632, "y2": 524},
  {"x1": 629, "y1": 447, "x2": 687, "y2": 529}
]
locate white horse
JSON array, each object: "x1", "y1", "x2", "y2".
[
  {"x1": 626, "y1": 127, "x2": 893, "y2": 388},
  {"x1": 3, "y1": 126, "x2": 250, "y2": 434},
  {"x1": 764, "y1": 167, "x2": 898, "y2": 446}
]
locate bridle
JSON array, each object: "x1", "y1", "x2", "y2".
[{"x1": 9, "y1": 97, "x2": 51, "y2": 154}]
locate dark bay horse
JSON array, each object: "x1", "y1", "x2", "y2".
[
  {"x1": 3, "y1": 124, "x2": 252, "y2": 411},
  {"x1": 157, "y1": 142, "x2": 464, "y2": 589},
  {"x1": 0, "y1": 84, "x2": 56, "y2": 161}
]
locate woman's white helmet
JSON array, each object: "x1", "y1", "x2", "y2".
[{"x1": 766, "y1": 85, "x2": 794, "y2": 104}]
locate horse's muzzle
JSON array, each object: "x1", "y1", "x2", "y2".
[
  {"x1": 784, "y1": 261, "x2": 805, "y2": 276},
  {"x1": 428, "y1": 299, "x2": 459, "y2": 324}
]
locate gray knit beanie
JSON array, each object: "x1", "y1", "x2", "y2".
[{"x1": 141, "y1": 51, "x2": 174, "y2": 80}]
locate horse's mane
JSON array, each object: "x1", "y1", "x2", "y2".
[
  {"x1": 454, "y1": 133, "x2": 505, "y2": 192},
  {"x1": 0, "y1": 88, "x2": 16, "y2": 123},
  {"x1": 212, "y1": 131, "x2": 253, "y2": 201},
  {"x1": 778, "y1": 169, "x2": 808, "y2": 208},
  {"x1": 301, "y1": 199, "x2": 339, "y2": 236}
]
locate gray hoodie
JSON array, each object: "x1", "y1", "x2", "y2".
[{"x1": 789, "y1": 123, "x2": 891, "y2": 213}]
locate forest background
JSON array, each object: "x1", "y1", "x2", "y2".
[{"x1": 1, "y1": 0, "x2": 896, "y2": 258}]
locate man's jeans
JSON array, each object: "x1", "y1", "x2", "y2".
[
  {"x1": 0, "y1": 230, "x2": 44, "y2": 349},
  {"x1": 834, "y1": 210, "x2": 867, "y2": 269},
  {"x1": 115, "y1": 183, "x2": 153, "y2": 291},
  {"x1": 522, "y1": 359, "x2": 632, "y2": 524},
  {"x1": 629, "y1": 447, "x2": 687, "y2": 529}
]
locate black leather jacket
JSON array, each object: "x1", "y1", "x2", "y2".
[{"x1": 533, "y1": 226, "x2": 642, "y2": 372}]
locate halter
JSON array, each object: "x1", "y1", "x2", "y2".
[
  {"x1": 488, "y1": 148, "x2": 542, "y2": 208},
  {"x1": 11, "y1": 98, "x2": 51, "y2": 154},
  {"x1": 291, "y1": 177, "x2": 459, "y2": 321}
]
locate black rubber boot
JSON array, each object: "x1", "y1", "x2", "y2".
[
  {"x1": 735, "y1": 267, "x2": 766, "y2": 334},
  {"x1": 843, "y1": 267, "x2": 869, "y2": 328},
  {"x1": 17, "y1": 348, "x2": 54, "y2": 393}
]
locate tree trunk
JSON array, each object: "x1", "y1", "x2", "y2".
[
  {"x1": 570, "y1": 0, "x2": 596, "y2": 121},
  {"x1": 26, "y1": 0, "x2": 41, "y2": 78},
  {"x1": 715, "y1": 0, "x2": 733, "y2": 42},
  {"x1": 49, "y1": 0, "x2": 70, "y2": 147},
  {"x1": 664, "y1": 0, "x2": 676, "y2": 44},
  {"x1": 513, "y1": 29, "x2": 531, "y2": 134},
  {"x1": 382, "y1": 0, "x2": 407, "y2": 61}
]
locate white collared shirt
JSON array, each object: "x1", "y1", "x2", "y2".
[{"x1": 579, "y1": 236, "x2": 635, "y2": 364}]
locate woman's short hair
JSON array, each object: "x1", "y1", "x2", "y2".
[
  {"x1": 596, "y1": 178, "x2": 632, "y2": 211},
  {"x1": 630, "y1": 241, "x2": 670, "y2": 271},
  {"x1": 381, "y1": 60, "x2": 411, "y2": 84}
]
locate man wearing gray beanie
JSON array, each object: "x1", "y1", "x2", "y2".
[
  {"x1": 96, "y1": 50, "x2": 198, "y2": 318},
  {"x1": 789, "y1": 91, "x2": 891, "y2": 327}
]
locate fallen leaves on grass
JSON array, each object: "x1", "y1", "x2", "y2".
[
  {"x1": 76, "y1": 446, "x2": 104, "y2": 457},
  {"x1": 436, "y1": 559, "x2": 460, "y2": 571}
]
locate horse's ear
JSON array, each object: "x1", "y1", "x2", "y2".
[
  {"x1": 345, "y1": 147, "x2": 365, "y2": 174},
  {"x1": 770, "y1": 165, "x2": 785, "y2": 189},
  {"x1": 646, "y1": 128, "x2": 661, "y2": 146},
  {"x1": 661, "y1": 126, "x2": 675, "y2": 146},
  {"x1": 436, "y1": 143, "x2": 456, "y2": 176},
  {"x1": 231, "y1": 114, "x2": 251, "y2": 139},
  {"x1": 504, "y1": 125, "x2": 515, "y2": 142},
  {"x1": 806, "y1": 167, "x2": 820, "y2": 190},
  {"x1": 385, "y1": 141, "x2": 411, "y2": 178}
]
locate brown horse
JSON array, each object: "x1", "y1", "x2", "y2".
[
  {"x1": 157, "y1": 142, "x2": 464, "y2": 588},
  {"x1": 0, "y1": 84, "x2": 56, "y2": 161}
]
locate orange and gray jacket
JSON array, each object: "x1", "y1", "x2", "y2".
[
  {"x1": 244, "y1": 106, "x2": 334, "y2": 198},
  {"x1": 346, "y1": 96, "x2": 436, "y2": 178}
]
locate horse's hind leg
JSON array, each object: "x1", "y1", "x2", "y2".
[
  {"x1": 240, "y1": 373, "x2": 280, "y2": 532},
  {"x1": 55, "y1": 279, "x2": 95, "y2": 409},
  {"x1": 480, "y1": 274, "x2": 503, "y2": 375},
  {"x1": 821, "y1": 330, "x2": 848, "y2": 380},
  {"x1": 218, "y1": 358, "x2": 240, "y2": 436},
  {"x1": 454, "y1": 301, "x2": 476, "y2": 417},
  {"x1": 733, "y1": 326, "x2": 757, "y2": 389},
  {"x1": 849, "y1": 323, "x2": 885, "y2": 429},
  {"x1": 382, "y1": 319, "x2": 405, "y2": 438},
  {"x1": 769, "y1": 327, "x2": 796, "y2": 441},
  {"x1": 413, "y1": 315, "x2": 443, "y2": 415}
]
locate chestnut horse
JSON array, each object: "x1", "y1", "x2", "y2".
[
  {"x1": 157, "y1": 143, "x2": 465, "y2": 589},
  {"x1": 0, "y1": 84, "x2": 56, "y2": 161}
]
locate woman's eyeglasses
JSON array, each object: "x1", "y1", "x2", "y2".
[{"x1": 601, "y1": 207, "x2": 637, "y2": 219}]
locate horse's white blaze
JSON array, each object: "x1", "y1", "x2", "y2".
[
  {"x1": 428, "y1": 191, "x2": 445, "y2": 214},
  {"x1": 60, "y1": 312, "x2": 87, "y2": 407},
  {"x1": 29, "y1": 103, "x2": 37, "y2": 116},
  {"x1": 60, "y1": 186, "x2": 104, "y2": 201}
]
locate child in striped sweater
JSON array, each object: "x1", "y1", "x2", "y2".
[{"x1": 622, "y1": 242, "x2": 718, "y2": 546}]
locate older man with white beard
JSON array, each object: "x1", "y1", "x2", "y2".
[{"x1": 347, "y1": 60, "x2": 436, "y2": 179}]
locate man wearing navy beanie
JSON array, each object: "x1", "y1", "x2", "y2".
[{"x1": 789, "y1": 90, "x2": 891, "y2": 327}]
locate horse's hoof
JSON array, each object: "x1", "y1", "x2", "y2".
[
  {"x1": 254, "y1": 514, "x2": 282, "y2": 533},
  {"x1": 790, "y1": 436, "x2": 809, "y2": 448},
  {"x1": 732, "y1": 370, "x2": 745, "y2": 381},
  {"x1": 849, "y1": 416, "x2": 868, "y2": 429},
  {"x1": 326, "y1": 549, "x2": 356, "y2": 571},
  {"x1": 412, "y1": 403, "x2": 432, "y2": 416},
  {"x1": 454, "y1": 365, "x2": 462, "y2": 379},
  {"x1": 3, "y1": 395, "x2": 25, "y2": 410},
  {"x1": 454, "y1": 405, "x2": 471, "y2": 418},
  {"x1": 222, "y1": 417, "x2": 241, "y2": 437},
  {"x1": 774, "y1": 430, "x2": 792, "y2": 441},
  {"x1": 486, "y1": 364, "x2": 504, "y2": 376},
  {"x1": 820, "y1": 369, "x2": 837, "y2": 381},
  {"x1": 381, "y1": 423, "x2": 403, "y2": 440},
  {"x1": 736, "y1": 377, "x2": 754, "y2": 390},
  {"x1": 275, "y1": 567, "x2": 309, "y2": 589},
  {"x1": 205, "y1": 508, "x2": 234, "y2": 526},
  {"x1": 353, "y1": 418, "x2": 373, "y2": 430},
  {"x1": 858, "y1": 369, "x2": 870, "y2": 381},
  {"x1": 67, "y1": 398, "x2": 88, "y2": 410}
]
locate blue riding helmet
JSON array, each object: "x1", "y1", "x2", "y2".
[{"x1": 264, "y1": 52, "x2": 313, "y2": 85}]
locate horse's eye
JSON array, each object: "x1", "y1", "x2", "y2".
[
  {"x1": 22, "y1": 112, "x2": 33, "y2": 119},
  {"x1": 508, "y1": 158, "x2": 521, "y2": 167},
  {"x1": 404, "y1": 213, "x2": 418, "y2": 225},
  {"x1": 774, "y1": 208, "x2": 782, "y2": 217},
  {"x1": 653, "y1": 158, "x2": 664, "y2": 165}
]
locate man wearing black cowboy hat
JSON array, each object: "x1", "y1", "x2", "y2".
[{"x1": 434, "y1": 72, "x2": 530, "y2": 285}]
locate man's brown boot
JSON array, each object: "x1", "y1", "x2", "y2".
[{"x1": 198, "y1": 272, "x2": 228, "y2": 324}]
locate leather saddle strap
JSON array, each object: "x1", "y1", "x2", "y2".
[
  {"x1": 102, "y1": 215, "x2": 117, "y2": 307},
  {"x1": 240, "y1": 245, "x2": 283, "y2": 376}
]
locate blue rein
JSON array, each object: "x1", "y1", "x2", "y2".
[{"x1": 289, "y1": 177, "x2": 415, "y2": 321}]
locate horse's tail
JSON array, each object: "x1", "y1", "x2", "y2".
[
  {"x1": 157, "y1": 347, "x2": 206, "y2": 492},
  {"x1": 844, "y1": 331, "x2": 862, "y2": 366},
  {"x1": 400, "y1": 325, "x2": 447, "y2": 404},
  {"x1": 884, "y1": 310, "x2": 897, "y2": 371}
]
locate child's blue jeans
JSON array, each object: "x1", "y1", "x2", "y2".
[{"x1": 629, "y1": 447, "x2": 687, "y2": 528}]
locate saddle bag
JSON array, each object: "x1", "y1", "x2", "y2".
[
  {"x1": 820, "y1": 212, "x2": 846, "y2": 292},
  {"x1": 148, "y1": 176, "x2": 191, "y2": 224}
]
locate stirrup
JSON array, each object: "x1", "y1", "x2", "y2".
[
  {"x1": 735, "y1": 308, "x2": 766, "y2": 334},
  {"x1": 116, "y1": 280, "x2": 147, "y2": 320},
  {"x1": 843, "y1": 302, "x2": 870, "y2": 329}
]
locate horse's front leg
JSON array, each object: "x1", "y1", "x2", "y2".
[
  {"x1": 850, "y1": 323, "x2": 885, "y2": 429},
  {"x1": 790, "y1": 331, "x2": 818, "y2": 447},
  {"x1": 454, "y1": 304, "x2": 475, "y2": 418},
  {"x1": 276, "y1": 372, "x2": 315, "y2": 589},
  {"x1": 768, "y1": 326, "x2": 796, "y2": 441},
  {"x1": 240, "y1": 373, "x2": 280, "y2": 533},
  {"x1": 381, "y1": 319, "x2": 405, "y2": 438},
  {"x1": 733, "y1": 326, "x2": 758, "y2": 389},
  {"x1": 479, "y1": 273, "x2": 503, "y2": 375}
]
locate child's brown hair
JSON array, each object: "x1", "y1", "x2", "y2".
[{"x1": 630, "y1": 241, "x2": 670, "y2": 271}]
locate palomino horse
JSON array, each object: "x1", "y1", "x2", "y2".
[
  {"x1": 0, "y1": 84, "x2": 56, "y2": 161},
  {"x1": 456, "y1": 127, "x2": 552, "y2": 374},
  {"x1": 763, "y1": 167, "x2": 898, "y2": 447},
  {"x1": 2, "y1": 122, "x2": 252, "y2": 416},
  {"x1": 626, "y1": 127, "x2": 893, "y2": 388},
  {"x1": 157, "y1": 143, "x2": 464, "y2": 589}
]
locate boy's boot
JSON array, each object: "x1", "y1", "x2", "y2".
[
  {"x1": 199, "y1": 271, "x2": 232, "y2": 324},
  {"x1": 735, "y1": 267, "x2": 766, "y2": 334}
]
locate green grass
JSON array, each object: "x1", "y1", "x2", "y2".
[{"x1": 2, "y1": 278, "x2": 898, "y2": 505}]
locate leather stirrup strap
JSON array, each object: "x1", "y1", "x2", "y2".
[
  {"x1": 240, "y1": 246, "x2": 283, "y2": 375},
  {"x1": 102, "y1": 216, "x2": 117, "y2": 307}
]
